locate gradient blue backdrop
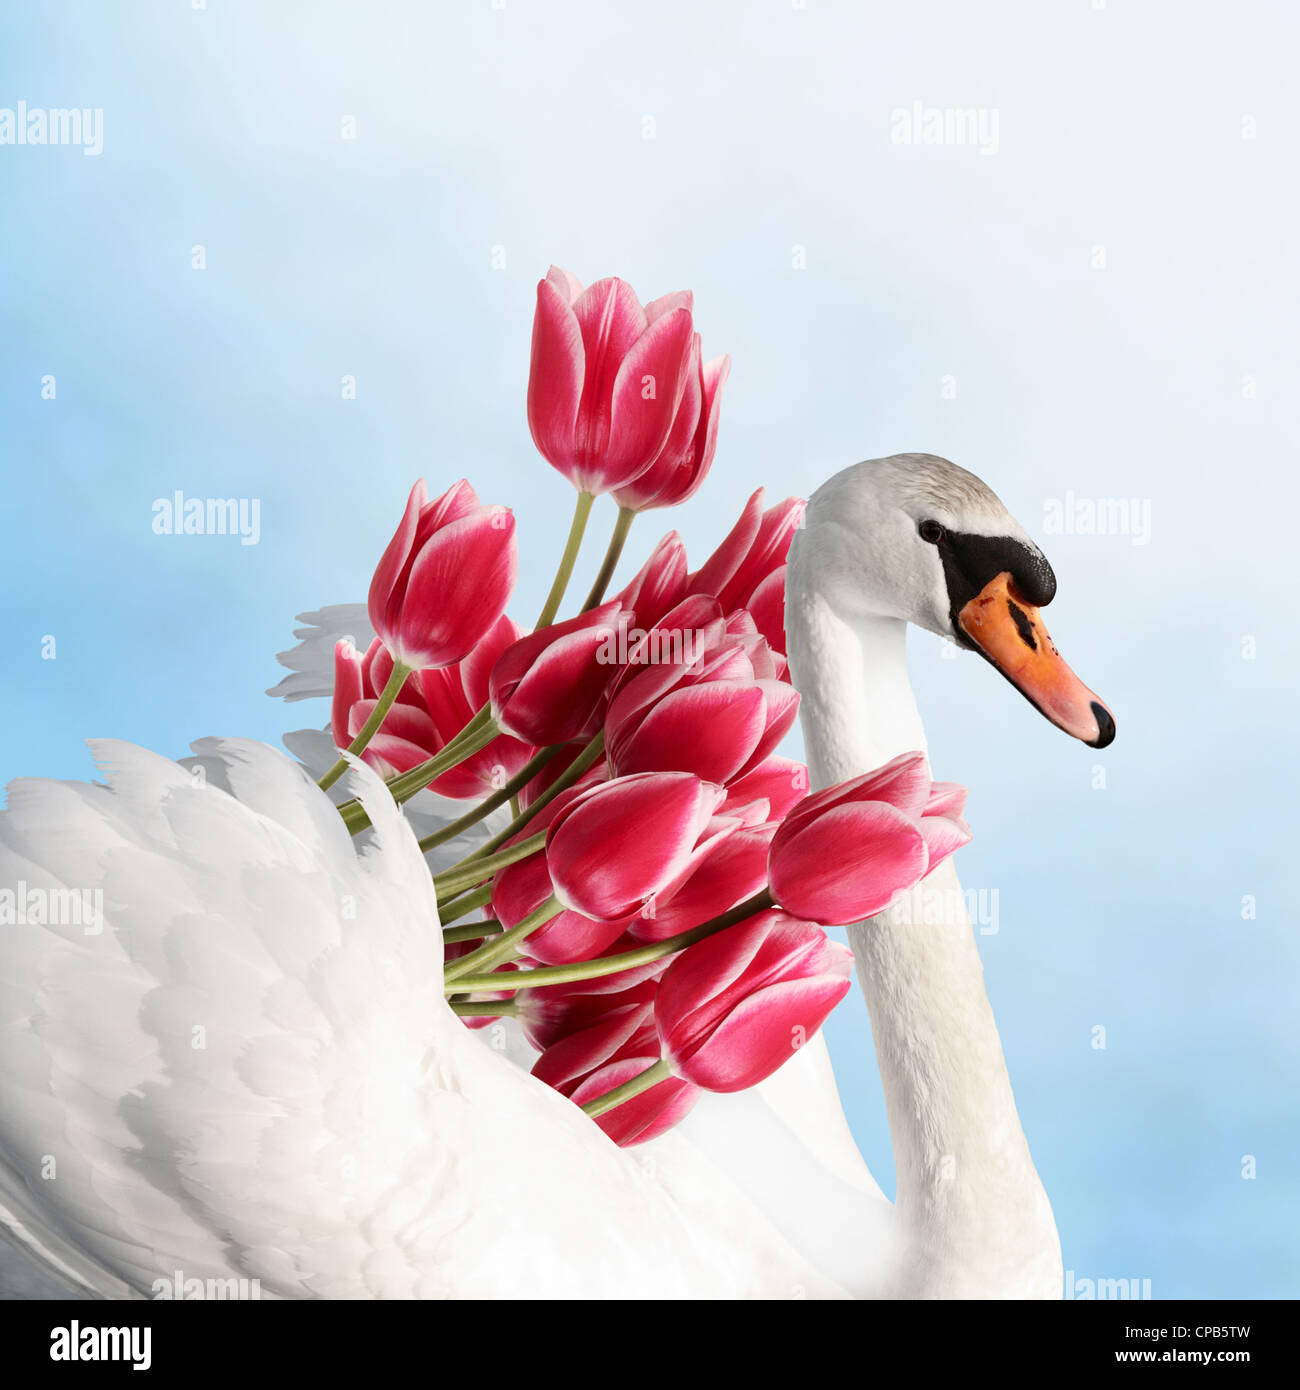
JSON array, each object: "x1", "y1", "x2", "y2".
[{"x1": 2, "y1": 0, "x2": 1295, "y2": 1298}]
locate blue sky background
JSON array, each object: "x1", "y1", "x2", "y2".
[{"x1": 2, "y1": 0, "x2": 1296, "y2": 1297}]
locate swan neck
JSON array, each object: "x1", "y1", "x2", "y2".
[{"x1": 786, "y1": 570, "x2": 1061, "y2": 1296}]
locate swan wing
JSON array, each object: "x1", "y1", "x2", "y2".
[{"x1": 0, "y1": 739, "x2": 845, "y2": 1299}]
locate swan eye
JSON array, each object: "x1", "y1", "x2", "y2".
[{"x1": 919, "y1": 520, "x2": 946, "y2": 544}]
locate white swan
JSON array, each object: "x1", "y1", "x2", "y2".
[{"x1": 0, "y1": 452, "x2": 1111, "y2": 1300}]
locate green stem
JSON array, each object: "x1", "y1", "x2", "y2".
[
  {"x1": 461, "y1": 732, "x2": 605, "y2": 865},
  {"x1": 581, "y1": 506, "x2": 636, "y2": 611},
  {"x1": 437, "y1": 883, "x2": 495, "y2": 924},
  {"x1": 451, "y1": 1000, "x2": 519, "y2": 1018},
  {"x1": 442, "y1": 919, "x2": 502, "y2": 944},
  {"x1": 581, "y1": 1058, "x2": 673, "y2": 1118},
  {"x1": 318, "y1": 661, "x2": 411, "y2": 792},
  {"x1": 533, "y1": 483, "x2": 595, "y2": 625},
  {"x1": 443, "y1": 889, "x2": 774, "y2": 994},
  {"x1": 443, "y1": 894, "x2": 564, "y2": 983},
  {"x1": 340, "y1": 717, "x2": 500, "y2": 836},
  {"x1": 535, "y1": 490, "x2": 595, "y2": 629},
  {"x1": 416, "y1": 745, "x2": 563, "y2": 854},
  {"x1": 430, "y1": 830, "x2": 547, "y2": 896}
]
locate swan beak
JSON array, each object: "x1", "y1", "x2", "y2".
[{"x1": 957, "y1": 572, "x2": 1116, "y2": 748}]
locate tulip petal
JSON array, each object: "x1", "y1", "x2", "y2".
[
  {"x1": 459, "y1": 613, "x2": 527, "y2": 710},
  {"x1": 716, "y1": 496, "x2": 805, "y2": 613},
  {"x1": 490, "y1": 603, "x2": 623, "y2": 745},
  {"x1": 925, "y1": 781, "x2": 969, "y2": 820},
  {"x1": 629, "y1": 824, "x2": 775, "y2": 943},
  {"x1": 643, "y1": 288, "x2": 694, "y2": 323},
  {"x1": 527, "y1": 278, "x2": 586, "y2": 478},
  {"x1": 781, "y1": 751, "x2": 932, "y2": 837},
  {"x1": 545, "y1": 264, "x2": 585, "y2": 304},
  {"x1": 395, "y1": 510, "x2": 518, "y2": 669},
  {"x1": 738, "y1": 679, "x2": 800, "y2": 775},
  {"x1": 745, "y1": 566, "x2": 788, "y2": 656},
  {"x1": 610, "y1": 681, "x2": 766, "y2": 783},
  {"x1": 668, "y1": 973, "x2": 852, "y2": 1092},
  {"x1": 330, "y1": 641, "x2": 364, "y2": 752},
  {"x1": 616, "y1": 531, "x2": 688, "y2": 629},
  {"x1": 547, "y1": 773, "x2": 723, "y2": 921},
  {"x1": 367, "y1": 478, "x2": 426, "y2": 642},
  {"x1": 527, "y1": 909, "x2": 634, "y2": 966},
  {"x1": 688, "y1": 488, "x2": 764, "y2": 600},
  {"x1": 920, "y1": 813, "x2": 973, "y2": 875},
  {"x1": 603, "y1": 306, "x2": 695, "y2": 489},
  {"x1": 723, "y1": 756, "x2": 810, "y2": 822}
]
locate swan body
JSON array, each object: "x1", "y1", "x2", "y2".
[{"x1": 0, "y1": 453, "x2": 1109, "y2": 1299}]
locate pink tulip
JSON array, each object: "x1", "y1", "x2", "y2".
[
  {"x1": 545, "y1": 772, "x2": 733, "y2": 922},
  {"x1": 687, "y1": 489, "x2": 804, "y2": 651},
  {"x1": 655, "y1": 909, "x2": 853, "y2": 1092},
  {"x1": 532, "y1": 1002, "x2": 699, "y2": 1147},
  {"x1": 767, "y1": 752, "x2": 972, "y2": 925},
  {"x1": 611, "y1": 335, "x2": 731, "y2": 512},
  {"x1": 488, "y1": 601, "x2": 627, "y2": 745},
  {"x1": 368, "y1": 479, "x2": 518, "y2": 671},
  {"x1": 527, "y1": 267, "x2": 697, "y2": 496}
]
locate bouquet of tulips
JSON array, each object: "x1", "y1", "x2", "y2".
[{"x1": 312, "y1": 265, "x2": 970, "y2": 1146}]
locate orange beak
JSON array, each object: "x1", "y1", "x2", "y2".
[{"x1": 958, "y1": 572, "x2": 1115, "y2": 748}]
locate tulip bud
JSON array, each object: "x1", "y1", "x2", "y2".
[
  {"x1": 367, "y1": 478, "x2": 518, "y2": 671},
  {"x1": 767, "y1": 752, "x2": 971, "y2": 925},
  {"x1": 527, "y1": 268, "x2": 697, "y2": 496},
  {"x1": 655, "y1": 909, "x2": 853, "y2": 1092}
]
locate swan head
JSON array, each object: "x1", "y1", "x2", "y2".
[{"x1": 795, "y1": 453, "x2": 1115, "y2": 748}]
